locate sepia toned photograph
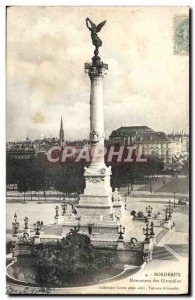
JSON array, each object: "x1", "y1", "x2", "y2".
[{"x1": 6, "y1": 6, "x2": 190, "y2": 295}]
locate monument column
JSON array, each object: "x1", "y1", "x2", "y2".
[
  {"x1": 88, "y1": 69, "x2": 106, "y2": 166},
  {"x1": 83, "y1": 17, "x2": 112, "y2": 197},
  {"x1": 62, "y1": 18, "x2": 132, "y2": 245}
]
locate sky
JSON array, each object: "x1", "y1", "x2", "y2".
[{"x1": 6, "y1": 6, "x2": 189, "y2": 141}]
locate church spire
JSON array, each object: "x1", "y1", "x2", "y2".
[
  {"x1": 59, "y1": 116, "x2": 64, "y2": 145},
  {"x1": 60, "y1": 116, "x2": 63, "y2": 130}
]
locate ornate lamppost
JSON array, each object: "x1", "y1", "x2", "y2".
[
  {"x1": 73, "y1": 222, "x2": 80, "y2": 232},
  {"x1": 150, "y1": 221, "x2": 155, "y2": 238},
  {"x1": 117, "y1": 224, "x2": 125, "y2": 240},
  {"x1": 143, "y1": 219, "x2": 150, "y2": 242},
  {"x1": 167, "y1": 201, "x2": 173, "y2": 219},
  {"x1": 168, "y1": 206, "x2": 173, "y2": 220},
  {"x1": 165, "y1": 208, "x2": 169, "y2": 221},
  {"x1": 124, "y1": 193, "x2": 127, "y2": 210},
  {"x1": 55, "y1": 206, "x2": 59, "y2": 219},
  {"x1": 61, "y1": 197, "x2": 67, "y2": 216},
  {"x1": 34, "y1": 220, "x2": 43, "y2": 236},
  {"x1": 12, "y1": 213, "x2": 19, "y2": 235},
  {"x1": 24, "y1": 217, "x2": 29, "y2": 230},
  {"x1": 146, "y1": 205, "x2": 153, "y2": 218},
  {"x1": 173, "y1": 191, "x2": 176, "y2": 208}
]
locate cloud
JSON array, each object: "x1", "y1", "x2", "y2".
[
  {"x1": 32, "y1": 112, "x2": 46, "y2": 124},
  {"x1": 6, "y1": 6, "x2": 189, "y2": 141}
]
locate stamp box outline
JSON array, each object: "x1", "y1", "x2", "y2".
[{"x1": 173, "y1": 14, "x2": 189, "y2": 56}]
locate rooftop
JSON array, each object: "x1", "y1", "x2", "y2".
[
  {"x1": 110, "y1": 126, "x2": 154, "y2": 138},
  {"x1": 135, "y1": 131, "x2": 170, "y2": 143}
]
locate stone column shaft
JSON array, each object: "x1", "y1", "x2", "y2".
[
  {"x1": 89, "y1": 75, "x2": 105, "y2": 166},
  {"x1": 90, "y1": 77, "x2": 104, "y2": 137}
]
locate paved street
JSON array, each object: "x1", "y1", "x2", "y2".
[
  {"x1": 6, "y1": 202, "x2": 73, "y2": 230},
  {"x1": 6, "y1": 193, "x2": 189, "y2": 247}
]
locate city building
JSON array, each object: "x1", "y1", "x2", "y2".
[
  {"x1": 6, "y1": 116, "x2": 89, "y2": 159},
  {"x1": 134, "y1": 131, "x2": 173, "y2": 164},
  {"x1": 109, "y1": 126, "x2": 189, "y2": 165},
  {"x1": 6, "y1": 137, "x2": 36, "y2": 160},
  {"x1": 7, "y1": 121, "x2": 189, "y2": 166},
  {"x1": 109, "y1": 126, "x2": 154, "y2": 145},
  {"x1": 167, "y1": 132, "x2": 189, "y2": 155}
]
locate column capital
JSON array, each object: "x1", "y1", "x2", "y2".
[
  {"x1": 90, "y1": 130, "x2": 105, "y2": 144},
  {"x1": 84, "y1": 62, "x2": 108, "y2": 79}
]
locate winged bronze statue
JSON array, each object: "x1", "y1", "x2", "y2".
[{"x1": 86, "y1": 17, "x2": 106, "y2": 48}]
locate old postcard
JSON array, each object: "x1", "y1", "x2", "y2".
[{"x1": 6, "y1": 6, "x2": 190, "y2": 295}]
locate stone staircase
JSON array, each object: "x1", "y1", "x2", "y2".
[
  {"x1": 152, "y1": 246, "x2": 178, "y2": 261},
  {"x1": 152, "y1": 227, "x2": 184, "y2": 262},
  {"x1": 43, "y1": 224, "x2": 63, "y2": 236},
  {"x1": 163, "y1": 245, "x2": 182, "y2": 261},
  {"x1": 155, "y1": 228, "x2": 169, "y2": 245}
]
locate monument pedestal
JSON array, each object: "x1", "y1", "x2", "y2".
[
  {"x1": 117, "y1": 238, "x2": 125, "y2": 250},
  {"x1": 143, "y1": 240, "x2": 154, "y2": 262},
  {"x1": 60, "y1": 154, "x2": 133, "y2": 246},
  {"x1": 73, "y1": 155, "x2": 120, "y2": 245},
  {"x1": 24, "y1": 228, "x2": 30, "y2": 235},
  {"x1": 34, "y1": 235, "x2": 41, "y2": 244},
  {"x1": 12, "y1": 234, "x2": 18, "y2": 242}
]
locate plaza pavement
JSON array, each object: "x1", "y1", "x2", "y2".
[
  {"x1": 7, "y1": 175, "x2": 189, "y2": 244},
  {"x1": 6, "y1": 176, "x2": 189, "y2": 295}
]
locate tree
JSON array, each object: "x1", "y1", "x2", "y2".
[
  {"x1": 18, "y1": 179, "x2": 29, "y2": 202},
  {"x1": 137, "y1": 211, "x2": 144, "y2": 218},
  {"x1": 33, "y1": 229, "x2": 118, "y2": 286},
  {"x1": 130, "y1": 210, "x2": 137, "y2": 217},
  {"x1": 16, "y1": 160, "x2": 30, "y2": 202},
  {"x1": 53, "y1": 162, "x2": 85, "y2": 199}
]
